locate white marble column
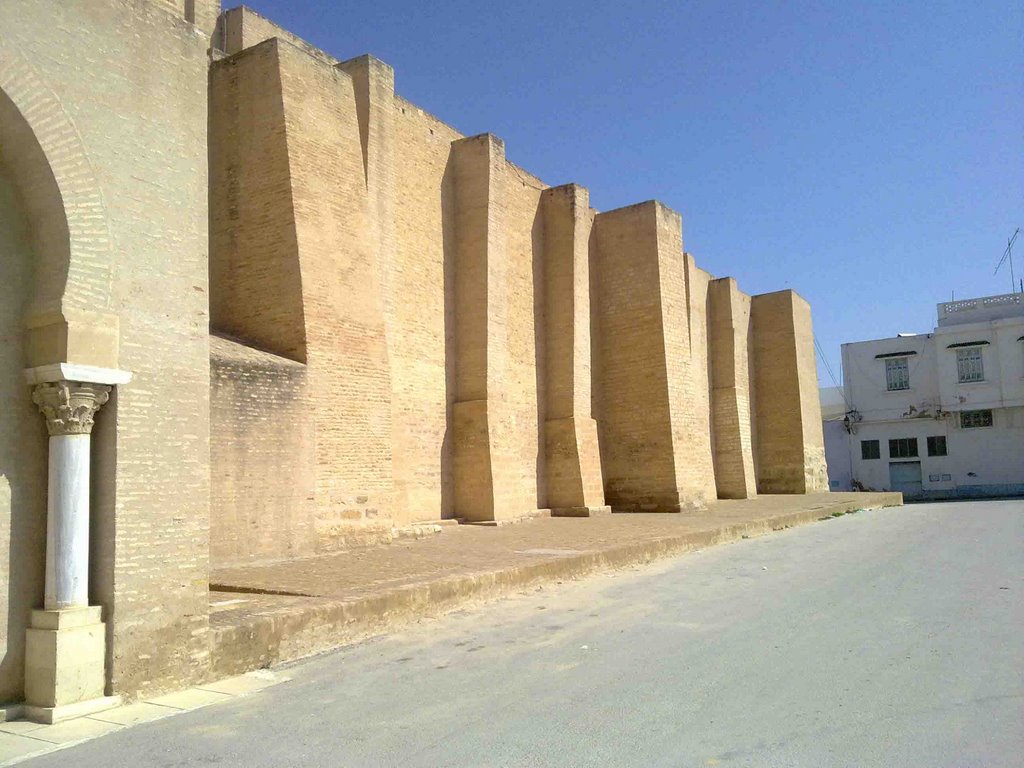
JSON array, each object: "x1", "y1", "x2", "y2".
[{"x1": 31, "y1": 381, "x2": 110, "y2": 610}]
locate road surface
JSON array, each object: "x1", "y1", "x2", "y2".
[{"x1": 23, "y1": 500, "x2": 1024, "y2": 767}]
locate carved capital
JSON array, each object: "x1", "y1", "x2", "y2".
[{"x1": 32, "y1": 381, "x2": 110, "y2": 436}]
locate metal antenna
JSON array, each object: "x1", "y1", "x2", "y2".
[{"x1": 994, "y1": 228, "x2": 1020, "y2": 292}]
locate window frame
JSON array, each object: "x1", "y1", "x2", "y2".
[
  {"x1": 861, "y1": 439, "x2": 881, "y2": 460},
  {"x1": 926, "y1": 435, "x2": 947, "y2": 457},
  {"x1": 959, "y1": 409, "x2": 993, "y2": 429},
  {"x1": 888, "y1": 437, "x2": 919, "y2": 459},
  {"x1": 956, "y1": 346, "x2": 984, "y2": 383},
  {"x1": 884, "y1": 356, "x2": 910, "y2": 391}
]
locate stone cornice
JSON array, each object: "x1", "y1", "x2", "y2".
[{"x1": 24, "y1": 363, "x2": 132, "y2": 386}]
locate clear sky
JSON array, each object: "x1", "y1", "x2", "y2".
[{"x1": 242, "y1": 0, "x2": 1022, "y2": 386}]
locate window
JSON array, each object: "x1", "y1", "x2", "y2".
[
  {"x1": 960, "y1": 409, "x2": 993, "y2": 429},
  {"x1": 889, "y1": 437, "x2": 918, "y2": 459},
  {"x1": 885, "y1": 357, "x2": 910, "y2": 391},
  {"x1": 861, "y1": 440, "x2": 880, "y2": 460},
  {"x1": 926, "y1": 436, "x2": 947, "y2": 456},
  {"x1": 956, "y1": 347, "x2": 984, "y2": 383}
]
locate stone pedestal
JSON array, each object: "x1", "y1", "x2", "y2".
[{"x1": 24, "y1": 607, "x2": 120, "y2": 723}]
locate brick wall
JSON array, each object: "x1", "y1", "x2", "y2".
[
  {"x1": 4, "y1": 0, "x2": 213, "y2": 697},
  {"x1": 673, "y1": 253, "x2": 717, "y2": 504},
  {"x1": 2, "y1": 0, "x2": 834, "y2": 704},
  {"x1": 502, "y1": 160, "x2": 547, "y2": 514},
  {"x1": 209, "y1": 14, "x2": 829, "y2": 529},
  {"x1": 389, "y1": 98, "x2": 462, "y2": 523},
  {"x1": 209, "y1": 335, "x2": 315, "y2": 565},
  {"x1": 278, "y1": 45, "x2": 395, "y2": 540},
  {"x1": 751, "y1": 290, "x2": 828, "y2": 493},
  {"x1": 147, "y1": 0, "x2": 221, "y2": 37},
  {"x1": 217, "y1": 6, "x2": 338, "y2": 64},
  {"x1": 209, "y1": 42, "x2": 306, "y2": 363},
  {"x1": 708, "y1": 278, "x2": 758, "y2": 498},
  {"x1": 542, "y1": 185, "x2": 605, "y2": 511},
  {"x1": 592, "y1": 202, "x2": 684, "y2": 511},
  {"x1": 211, "y1": 40, "x2": 395, "y2": 545}
]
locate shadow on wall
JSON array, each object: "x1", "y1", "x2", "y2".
[
  {"x1": 532, "y1": 201, "x2": 545, "y2": 511},
  {"x1": 440, "y1": 150, "x2": 455, "y2": 519},
  {"x1": 0, "y1": 169, "x2": 47, "y2": 703}
]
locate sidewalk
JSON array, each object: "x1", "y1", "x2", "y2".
[
  {"x1": 0, "y1": 671, "x2": 288, "y2": 765},
  {"x1": 208, "y1": 492, "x2": 900, "y2": 678}
]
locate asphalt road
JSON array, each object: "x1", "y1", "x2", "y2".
[{"x1": 24, "y1": 500, "x2": 1024, "y2": 767}]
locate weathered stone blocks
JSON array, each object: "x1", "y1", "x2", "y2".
[{"x1": 23, "y1": 606, "x2": 118, "y2": 722}]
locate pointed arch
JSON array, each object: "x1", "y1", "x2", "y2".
[{"x1": 0, "y1": 48, "x2": 117, "y2": 367}]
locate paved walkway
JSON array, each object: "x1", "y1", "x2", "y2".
[
  {"x1": 0, "y1": 671, "x2": 288, "y2": 765},
  {"x1": 208, "y1": 492, "x2": 899, "y2": 678}
]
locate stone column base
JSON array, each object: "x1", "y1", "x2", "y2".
[
  {"x1": 24, "y1": 695, "x2": 122, "y2": 725},
  {"x1": 550, "y1": 505, "x2": 612, "y2": 518},
  {"x1": 24, "y1": 606, "x2": 119, "y2": 724},
  {"x1": 611, "y1": 495, "x2": 708, "y2": 513},
  {"x1": 463, "y1": 509, "x2": 553, "y2": 527}
]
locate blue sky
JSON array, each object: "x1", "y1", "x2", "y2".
[{"x1": 242, "y1": 0, "x2": 1022, "y2": 385}]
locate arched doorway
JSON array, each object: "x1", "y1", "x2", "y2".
[
  {"x1": 0, "y1": 50, "x2": 118, "y2": 703},
  {"x1": 0, "y1": 133, "x2": 48, "y2": 702}
]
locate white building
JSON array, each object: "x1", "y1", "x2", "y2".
[
  {"x1": 820, "y1": 386, "x2": 853, "y2": 492},
  {"x1": 825, "y1": 292, "x2": 1024, "y2": 499}
]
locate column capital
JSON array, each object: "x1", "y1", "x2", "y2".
[{"x1": 32, "y1": 381, "x2": 110, "y2": 436}]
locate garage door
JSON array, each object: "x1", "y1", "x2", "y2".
[{"x1": 889, "y1": 461, "x2": 923, "y2": 499}]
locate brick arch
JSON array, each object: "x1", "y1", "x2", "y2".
[{"x1": 0, "y1": 48, "x2": 113, "y2": 317}]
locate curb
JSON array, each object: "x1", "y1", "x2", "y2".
[{"x1": 209, "y1": 494, "x2": 901, "y2": 678}]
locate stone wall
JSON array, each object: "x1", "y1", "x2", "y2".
[
  {"x1": 1, "y1": 0, "x2": 830, "y2": 704},
  {"x1": 389, "y1": 97, "x2": 462, "y2": 524},
  {"x1": 708, "y1": 278, "x2": 758, "y2": 498},
  {"x1": 209, "y1": 336, "x2": 315, "y2": 565},
  {"x1": 150, "y1": 0, "x2": 221, "y2": 36},
  {"x1": 541, "y1": 185, "x2": 605, "y2": 512},
  {"x1": 2, "y1": 0, "x2": 212, "y2": 698},
  {"x1": 207, "y1": 11, "x2": 829, "y2": 534},
  {"x1": 676, "y1": 254, "x2": 717, "y2": 504},
  {"x1": 751, "y1": 290, "x2": 829, "y2": 493},
  {"x1": 210, "y1": 39, "x2": 395, "y2": 545},
  {"x1": 592, "y1": 203, "x2": 715, "y2": 511}
]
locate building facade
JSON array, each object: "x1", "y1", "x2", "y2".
[
  {"x1": 1, "y1": 1, "x2": 828, "y2": 716},
  {"x1": 820, "y1": 386, "x2": 853, "y2": 492},
  {"x1": 831, "y1": 293, "x2": 1024, "y2": 499}
]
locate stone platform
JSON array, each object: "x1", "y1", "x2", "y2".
[{"x1": 208, "y1": 492, "x2": 901, "y2": 678}]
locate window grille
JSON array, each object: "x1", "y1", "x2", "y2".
[
  {"x1": 959, "y1": 409, "x2": 992, "y2": 429},
  {"x1": 956, "y1": 347, "x2": 984, "y2": 383},
  {"x1": 885, "y1": 357, "x2": 910, "y2": 391}
]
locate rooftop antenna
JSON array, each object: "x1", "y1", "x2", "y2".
[{"x1": 994, "y1": 227, "x2": 1020, "y2": 293}]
